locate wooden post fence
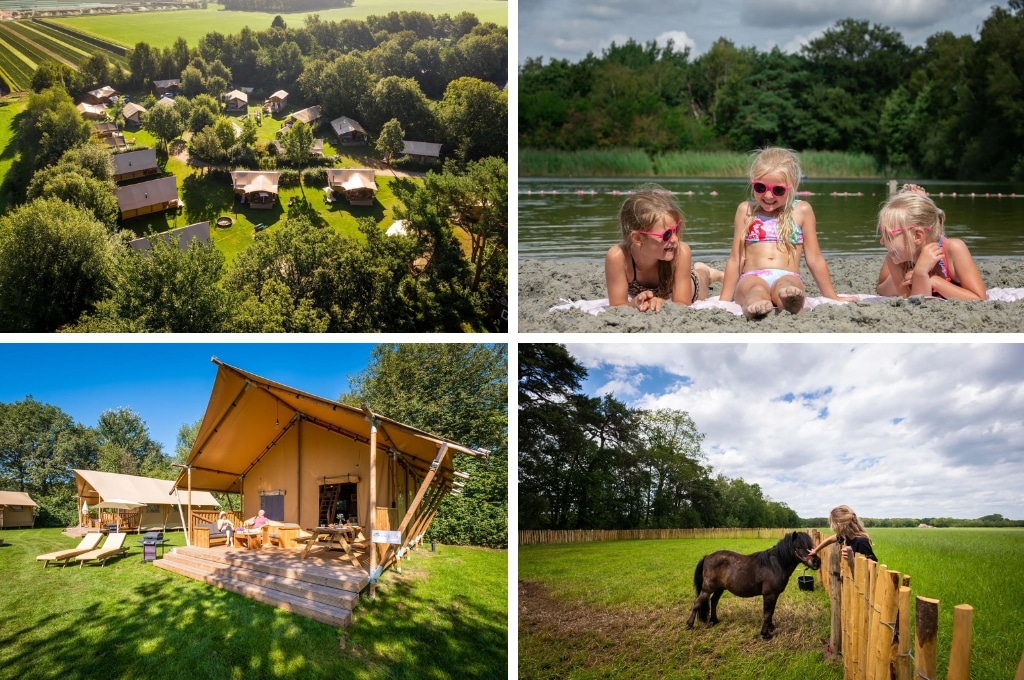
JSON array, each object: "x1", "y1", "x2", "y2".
[{"x1": 822, "y1": 542, "x2": 976, "y2": 680}]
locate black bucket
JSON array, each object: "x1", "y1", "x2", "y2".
[{"x1": 798, "y1": 575, "x2": 815, "y2": 591}]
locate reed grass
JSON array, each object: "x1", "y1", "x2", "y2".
[{"x1": 520, "y1": 148, "x2": 885, "y2": 179}]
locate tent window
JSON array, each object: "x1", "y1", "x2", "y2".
[
  {"x1": 260, "y1": 493, "x2": 284, "y2": 521},
  {"x1": 146, "y1": 505, "x2": 159, "y2": 513},
  {"x1": 9, "y1": 506, "x2": 22, "y2": 512}
]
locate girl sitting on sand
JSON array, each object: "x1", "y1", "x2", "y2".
[
  {"x1": 605, "y1": 185, "x2": 722, "y2": 312},
  {"x1": 720, "y1": 147, "x2": 845, "y2": 320},
  {"x1": 808, "y1": 505, "x2": 878, "y2": 563},
  {"x1": 876, "y1": 184, "x2": 986, "y2": 299}
]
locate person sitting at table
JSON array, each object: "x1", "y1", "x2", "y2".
[
  {"x1": 246, "y1": 509, "x2": 269, "y2": 530},
  {"x1": 216, "y1": 511, "x2": 234, "y2": 545}
]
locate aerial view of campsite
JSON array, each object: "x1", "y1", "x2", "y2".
[{"x1": 0, "y1": 0, "x2": 508, "y2": 332}]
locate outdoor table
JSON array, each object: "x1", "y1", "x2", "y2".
[
  {"x1": 234, "y1": 528, "x2": 262, "y2": 550},
  {"x1": 300, "y1": 525, "x2": 361, "y2": 566}
]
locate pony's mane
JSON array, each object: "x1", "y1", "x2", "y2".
[{"x1": 756, "y1": 531, "x2": 812, "y2": 568}]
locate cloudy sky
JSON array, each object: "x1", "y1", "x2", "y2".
[
  {"x1": 0, "y1": 342, "x2": 377, "y2": 455},
  {"x1": 518, "y1": 0, "x2": 1011, "y2": 64},
  {"x1": 562, "y1": 342, "x2": 1024, "y2": 521}
]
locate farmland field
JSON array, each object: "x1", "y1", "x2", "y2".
[
  {"x1": 51, "y1": 0, "x2": 508, "y2": 49},
  {"x1": 519, "y1": 528, "x2": 1024, "y2": 679}
]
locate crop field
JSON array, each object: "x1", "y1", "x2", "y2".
[
  {"x1": 0, "y1": 33, "x2": 34, "y2": 90},
  {"x1": 51, "y1": 0, "x2": 507, "y2": 49},
  {"x1": 11, "y1": 20, "x2": 127, "y2": 66},
  {"x1": 519, "y1": 528, "x2": 1024, "y2": 680}
]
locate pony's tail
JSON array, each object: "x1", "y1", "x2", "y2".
[{"x1": 693, "y1": 556, "x2": 709, "y2": 623}]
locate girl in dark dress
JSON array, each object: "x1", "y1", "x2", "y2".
[{"x1": 809, "y1": 504, "x2": 878, "y2": 562}]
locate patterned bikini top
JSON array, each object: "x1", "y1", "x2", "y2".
[
  {"x1": 745, "y1": 202, "x2": 804, "y2": 246},
  {"x1": 627, "y1": 257, "x2": 671, "y2": 299}
]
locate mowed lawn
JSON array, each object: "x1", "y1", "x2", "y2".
[
  {"x1": 0, "y1": 95, "x2": 25, "y2": 214},
  {"x1": 52, "y1": 0, "x2": 508, "y2": 50},
  {"x1": 0, "y1": 528, "x2": 508, "y2": 680},
  {"x1": 518, "y1": 529, "x2": 1024, "y2": 680}
]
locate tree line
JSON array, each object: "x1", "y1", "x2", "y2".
[
  {"x1": 0, "y1": 344, "x2": 508, "y2": 548},
  {"x1": 519, "y1": 2, "x2": 1024, "y2": 181},
  {"x1": 518, "y1": 344, "x2": 800, "y2": 531}
]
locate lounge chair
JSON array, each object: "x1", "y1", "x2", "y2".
[
  {"x1": 75, "y1": 532, "x2": 128, "y2": 567},
  {"x1": 36, "y1": 532, "x2": 103, "y2": 568}
]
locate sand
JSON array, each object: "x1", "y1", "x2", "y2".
[{"x1": 518, "y1": 257, "x2": 1024, "y2": 333}]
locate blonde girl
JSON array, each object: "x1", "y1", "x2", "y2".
[
  {"x1": 809, "y1": 505, "x2": 877, "y2": 562},
  {"x1": 720, "y1": 147, "x2": 844, "y2": 320},
  {"x1": 876, "y1": 186, "x2": 985, "y2": 299},
  {"x1": 605, "y1": 185, "x2": 721, "y2": 312}
]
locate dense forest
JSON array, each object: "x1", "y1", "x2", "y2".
[
  {"x1": 0, "y1": 344, "x2": 508, "y2": 548},
  {"x1": 0, "y1": 11, "x2": 507, "y2": 332},
  {"x1": 518, "y1": 344, "x2": 800, "y2": 531},
  {"x1": 519, "y1": 2, "x2": 1024, "y2": 180}
]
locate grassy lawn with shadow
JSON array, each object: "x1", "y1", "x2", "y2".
[{"x1": 0, "y1": 528, "x2": 507, "y2": 680}]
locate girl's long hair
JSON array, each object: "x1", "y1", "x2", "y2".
[
  {"x1": 878, "y1": 192, "x2": 946, "y2": 277},
  {"x1": 619, "y1": 184, "x2": 683, "y2": 297},
  {"x1": 747, "y1": 147, "x2": 801, "y2": 254},
  {"x1": 830, "y1": 505, "x2": 871, "y2": 542}
]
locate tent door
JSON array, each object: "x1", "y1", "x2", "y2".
[{"x1": 318, "y1": 483, "x2": 356, "y2": 526}]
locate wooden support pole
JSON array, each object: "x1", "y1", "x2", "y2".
[
  {"x1": 873, "y1": 569, "x2": 899, "y2": 680},
  {"x1": 896, "y1": 586, "x2": 912, "y2": 680},
  {"x1": 367, "y1": 411, "x2": 377, "y2": 599},
  {"x1": 842, "y1": 555, "x2": 854, "y2": 679},
  {"x1": 914, "y1": 596, "x2": 939, "y2": 680},
  {"x1": 853, "y1": 554, "x2": 869, "y2": 680},
  {"x1": 946, "y1": 604, "x2": 973, "y2": 680},
  {"x1": 866, "y1": 564, "x2": 886, "y2": 680}
]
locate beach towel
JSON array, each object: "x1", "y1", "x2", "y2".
[{"x1": 550, "y1": 290, "x2": 1024, "y2": 316}]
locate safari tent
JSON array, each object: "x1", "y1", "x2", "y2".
[
  {"x1": 224, "y1": 89, "x2": 248, "y2": 112},
  {"x1": 152, "y1": 78, "x2": 180, "y2": 95},
  {"x1": 76, "y1": 102, "x2": 108, "y2": 120},
  {"x1": 287, "y1": 105, "x2": 321, "y2": 125},
  {"x1": 172, "y1": 360, "x2": 488, "y2": 587},
  {"x1": 230, "y1": 170, "x2": 280, "y2": 209},
  {"x1": 83, "y1": 85, "x2": 118, "y2": 105},
  {"x1": 112, "y1": 148, "x2": 159, "y2": 183},
  {"x1": 329, "y1": 116, "x2": 367, "y2": 145},
  {"x1": 0, "y1": 491, "x2": 38, "y2": 528},
  {"x1": 122, "y1": 102, "x2": 147, "y2": 128},
  {"x1": 115, "y1": 176, "x2": 180, "y2": 218},
  {"x1": 402, "y1": 140, "x2": 442, "y2": 163},
  {"x1": 326, "y1": 168, "x2": 377, "y2": 205},
  {"x1": 74, "y1": 469, "x2": 219, "y2": 532}
]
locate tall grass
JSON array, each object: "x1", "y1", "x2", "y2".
[
  {"x1": 0, "y1": 528, "x2": 507, "y2": 679},
  {"x1": 519, "y1": 529, "x2": 1024, "y2": 679},
  {"x1": 520, "y1": 148, "x2": 885, "y2": 179}
]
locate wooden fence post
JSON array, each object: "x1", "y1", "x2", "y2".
[
  {"x1": 866, "y1": 564, "x2": 886, "y2": 680},
  {"x1": 872, "y1": 569, "x2": 899, "y2": 680},
  {"x1": 828, "y1": 543, "x2": 842, "y2": 658},
  {"x1": 914, "y1": 596, "x2": 939, "y2": 680},
  {"x1": 896, "y1": 586, "x2": 912, "y2": 680},
  {"x1": 843, "y1": 555, "x2": 854, "y2": 679},
  {"x1": 946, "y1": 604, "x2": 973, "y2": 680}
]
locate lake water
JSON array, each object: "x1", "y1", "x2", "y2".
[{"x1": 518, "y1": 177, "x2": 1024, "y2": 261}]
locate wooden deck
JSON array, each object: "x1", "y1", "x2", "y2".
[{"x1": 154, "y1": 542, "x2": 370, "y2": 627}]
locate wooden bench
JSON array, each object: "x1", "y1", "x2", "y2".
[
  {"x1": 192, "y1": 523, "x2": 229, "y2": 548},
  {"x1": 262, "y1": 523, "x2": 303, "y2": 549}
]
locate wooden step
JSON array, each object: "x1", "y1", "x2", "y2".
[
  {"x1": 172, "y1": 546, "x2": 368, "y2": 592},
  {"x1": 160, "y1": 551, "x2": 359, "y2": 609},
  {"x1": 154, "y1": 556, "x2": 353, "y2": 627}
]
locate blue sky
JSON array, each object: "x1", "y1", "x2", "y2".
[
  {"x1": 567, "y1": 342, "x2": 1024, "y2": 520},
  {"x1": 0, "y1": 342, "x2": 379, "y2": 454},
  {"x1": 519, "y1": 0, "x2": 1010, "y2": 64}
]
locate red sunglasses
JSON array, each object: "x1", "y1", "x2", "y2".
[
  {"x1": 752, "y1": 181, "x2": 788, "y2": 197},
  {"x1": 637, "y1": 220, "x2": 681, "y2": 243}
]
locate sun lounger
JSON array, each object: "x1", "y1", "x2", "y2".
[
  {"x1": 36, "y1": 532, "x2": 103, "y2": 568},
  {"x1": 75, "y1": 532, "x2": 128, "y2": 567}
]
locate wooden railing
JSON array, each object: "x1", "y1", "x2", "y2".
[{"x1": 519, "y1": 527, "x2": 799, "y2": 545}]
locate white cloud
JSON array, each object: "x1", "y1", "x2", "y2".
[{"x1": 563, "y1": 343, "x2": 1024, "y2": 520}]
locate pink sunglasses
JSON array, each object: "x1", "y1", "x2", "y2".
[
  {"x1": 752, "y1": 181, "x2": 788, "y2": 197},
  {"x1": 637, "y1": 219, "x2": 681, "y2": 243}
]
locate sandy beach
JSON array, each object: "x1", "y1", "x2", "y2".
[{"x1": 519, "y1": 257, "x2": 1024, "y2": 333}]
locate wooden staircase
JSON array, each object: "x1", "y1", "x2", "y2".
[{"x1": 154, "y1": 546, "x2": 368, "y2": 627}]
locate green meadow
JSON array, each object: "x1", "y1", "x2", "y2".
[
  {"x1": 0, "y1": 528, "x2": 508, "y2": 679},
  {"x1": 52, "y1": 0, "x2": 508, "y2": 50},
  {"x1": 518, "y1": 529, "x2": 1024, "y2": 679}
]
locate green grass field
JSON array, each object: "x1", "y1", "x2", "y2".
[
  {"x1": 519, "y1": 529, "x2": 1024, "y2": 679},
  {"x1": 0, "y1": 95, "x2": 24, "y2": 212},
  {"x1": 0, "y1": 527, "x2": 507, "y2": 679},
  {"x1": 51, "y1": 0, "x2": 507, "y2": 50}
]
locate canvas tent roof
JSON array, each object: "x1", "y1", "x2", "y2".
[
  {"x1": 231, "y1": 171, "x2": 280, "y2": 194},
  {"x1": 0, "y1": 491, "x2": 38, "y2": 507},
  {"x1": 112, "y1": 148, "x2": 158, "y2": 176},
  {"x1": 77, "y1": 102, "x2": 107, "y2": 118},
  {"x1": 115, "y1": 176, "x2": 178, "y2": 212},
  {"x1": 173, "y1": 360, "x2": 487, "y2": 493},
  {"x1": 402, "y1": 140, "x2": 441, "y2": 157},
  {"x1": 269, "y1": 90, "x2": 288, "y2": 101},
  {"x1": 225, "y1": 89, "x2": 248, "y2": 103},
  {"x1": 326, "y1": 168, "x2": 376, "y2": 191},
  {"x1": 74, "y1": 469, "x2": 219, "y2": 507},
  {"x1": 88, "y1": 85, "x2": 118, "y2": 100},
  {"x1": 153, "y1": 78, "x2": 180, "y2": 89},
  {"x1": 289, "y1": 105, "x2": 321, "y2": 124},
  {"x1": 329, "y1": 116, "x2": 365, "y2": 136},
  {"x1": 123, "y1": 102, "x2": 147, "y2": 118}
]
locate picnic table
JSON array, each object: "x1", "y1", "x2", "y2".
[
  {"x1": 300, "y1": 525, "x2": 361, "y2": 566},
  {"x1": 233, "y1": 528, "x2": 262, "y2": 550}
]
